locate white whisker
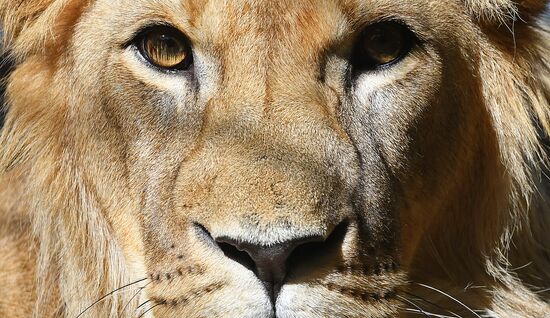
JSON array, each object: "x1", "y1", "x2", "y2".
[
  {"x1": 415, "y1": 283, "x2": 481, "y2": 318},
  {"x1": 404, "y1": 308, "x2": 459, "y2": 318}
]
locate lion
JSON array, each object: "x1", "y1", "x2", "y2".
[{"x1": 0, "y1": 0, "x2": 548, "y2": 317}]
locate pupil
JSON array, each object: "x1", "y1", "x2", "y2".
[
  {"x1": 161, "y1": 36, "x2": 178, "y2": 50},
  {"x1": 373, "y1": 34, "x2": 388, "y2": 48},
  {"x1": 367, "y1": 28, "x2": 402, "y2": 62}
]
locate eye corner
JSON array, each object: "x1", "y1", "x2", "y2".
[{"x1": 351, "y1": 20, "x2": 419, "y2": 72}]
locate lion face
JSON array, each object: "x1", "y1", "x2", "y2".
[
  {"x1": 2, "y1": 0, "x2": 548, "y2": 317},
  {"x1": 71, "y1": 1, "x2": 490, "y2": 316}
]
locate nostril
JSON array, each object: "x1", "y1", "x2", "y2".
[
  {"x1": 217, "y1": 241, "x2": 256, "y2": 273},
  {"x1": 215, "y1": 233, "x2": 328, "y2": 304},
  {"x1": 201, "y1": 220, "x2": 350, "y2": 303},
  {"x1": 194, "y1": 223, "x2": 217, "y2": 248},
  {"x1": 287, "y1": 221, "x2": 349, "y2": 273},
  {"x1": 194, "y1": 223, "x2": 257, "y2": 272}
]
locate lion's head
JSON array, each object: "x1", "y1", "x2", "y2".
[{"x1": 0, "y1": 0, "x2": 548, "y2": 317}]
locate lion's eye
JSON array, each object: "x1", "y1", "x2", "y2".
[
  {"x1": 137, "y1": 26, "x2": 192, "y2": 71},
  {"x1": 353, "y1": 21, "x2": 416, "y2": 70}
]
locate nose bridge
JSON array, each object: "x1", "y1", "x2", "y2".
[
  {"x1": 213, "y1": 0, "x2": 335, "y2": 121},
  {"x1": 208, "y1": 44, "x2": 339, "y2": 176},
  {"x1": 179, "y1": 1, "x2": 358, "y2": 244},
  {"x1": 209, "y1": 41, "x2": 345, "y2": 161},
  {"x1": 193, "y1": 113, "x2": 351, "y2": 245}
]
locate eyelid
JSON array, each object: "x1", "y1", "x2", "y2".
[
  {"x1": 122, "y1": 22, "x2": 185, "y2": 49},
  {"x1": 353, "y1": 17, "x2": 427, "y2": 45}
]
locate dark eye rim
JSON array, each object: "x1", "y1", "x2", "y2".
[
  {"x1": 131, "y1": 24, "x2": 193, "y2": 73},
  {"x1": 351, "y1": 20, "x2": 418, "y2": 72}
]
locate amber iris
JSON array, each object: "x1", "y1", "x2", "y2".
[
  {"x1": 355, "y1": 21, "x2": 414, "y2": 69},
  {"x1": 139, "y1": 27, "x2": 192, "y2": 70}
]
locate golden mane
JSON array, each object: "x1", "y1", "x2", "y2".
[{"x1": 1, "y1": 2, "x2": 134, "y2": 316}]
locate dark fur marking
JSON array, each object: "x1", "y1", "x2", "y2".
[
  {"x1": 323, "y1": 282, "x2": 398, "y2": 302},
  {"x1": 336, "y1": 260, "x2": 400, "y2": 276},
  {"x1": 150, "y1": 265, "x2": 207, "y2": 283},
  {"x1": 151, "y1": 282, "x2": 226, "y2": 308},
  {"x1": 0, "y1": 46, "x2": 15, "y2": 131},
  {"x1": 383, "y1": 290, "x2": 397, "y2": 299}
]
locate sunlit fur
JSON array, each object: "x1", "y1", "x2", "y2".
[{"x1": 0, "y1": 0, "x2": 548, "y2": 317}]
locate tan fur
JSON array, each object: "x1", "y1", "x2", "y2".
[{"x1": 0, "y1": 0, "x2": 548, "y2": 317}]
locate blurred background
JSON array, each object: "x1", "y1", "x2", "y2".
[{"x1": 0, "y1": 29, "x2": 11, "y2": 130}]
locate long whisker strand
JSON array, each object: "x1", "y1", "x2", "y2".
[
  {"x1": 396, "y1": 294, "x2": 430, "y2": 317},
  {"x1": 121, "y1": 282, "x2": 151, "y2": 315},
  {"x1": 137, "y1": 302, "x2": 164, "y2": 318},
  {"x1": 136, "y1": 300, "x2": 152, "y2": 311},
  {"x1": 404, "y1": 308, "x2": 459, "y2": 318},
  {"x1": 402, "y1": 290, "x2": 461, "y2": 317},
  {"x1": 414, "y1": 283, "x2": 481, "y2": 318},
  {"x1": 76, "y1": 277, "x2": 149, "y2": 318}
]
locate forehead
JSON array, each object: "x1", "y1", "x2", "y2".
[{"x1": 91, "y1": 0, "x2": 451, "y2": 46}]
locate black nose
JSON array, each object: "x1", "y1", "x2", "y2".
[{"x1": 215, "y1": 235, "x2": 324, "y2": 299}]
